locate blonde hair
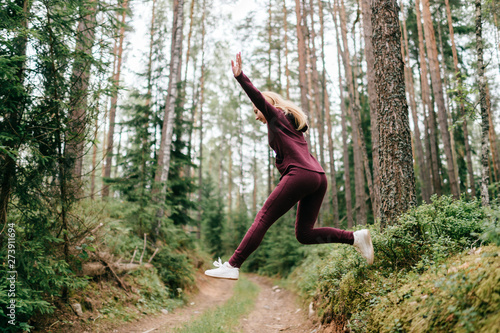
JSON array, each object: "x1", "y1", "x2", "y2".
[{"x1": 261, "y1": 91, "x2": 308, "y2": 132}]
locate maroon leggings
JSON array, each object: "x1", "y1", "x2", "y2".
[{"x1": 229, "y1": 167, "x2": 354, "y2": 268}]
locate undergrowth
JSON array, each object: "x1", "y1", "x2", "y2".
[{"x1": 289, "y1": 196, "x2": 500, "y2": 332}]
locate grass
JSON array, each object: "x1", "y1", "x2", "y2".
[{"x1": 173, "y1": 276, "x2": 260, "y2": 333}]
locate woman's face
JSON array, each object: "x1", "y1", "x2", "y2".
[{"x1": 253, "y1": 105, "x2": 267, "y2": 124}]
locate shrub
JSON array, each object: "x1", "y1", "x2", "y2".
[{"x1": 290, "y1": 196, "x2": 493, "y2": 331}]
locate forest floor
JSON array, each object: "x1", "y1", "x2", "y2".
[{"x1": 105, "y1": 273, "x2": 319, "y2": 333}]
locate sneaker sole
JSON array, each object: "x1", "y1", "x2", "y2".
[{"x1": 204, "y1": 274, "x2": 239, "y2": 280}]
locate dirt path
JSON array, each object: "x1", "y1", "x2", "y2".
[
  {"x1": 109, "y1": 274, "x2": 237, "y2": 333},
  {"x1": 237, "y1": 274, "x2": 318, "y2": 333},
  {"x1": 109, "y1": 273, "x2": 318, "y2": 333}
]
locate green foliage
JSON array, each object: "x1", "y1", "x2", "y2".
[
  {"x1": 153, "y1": 248, "x2": 195, "y2": 298},
  {"x1": 289, "y1": 196, "x2": 496, "y2": 332},
  {"x1": 201, "y1": 177, "x2": 227, "y2": 258},
  {"x1": 367, "y1": 246, "x2": 500, "y2": 333},
  {"x1": 244, "y1": 211, "x2": 305, "y2": 277}
]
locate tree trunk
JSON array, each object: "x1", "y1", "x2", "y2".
[
  {"x1": 153, "y1": 0, "x2": 184, "y2": 189},
  {"x1": 444, "y1": 0, "x2": 476, "y2": 198},
  {"x1": 371, "y1": 0, "x2": 417, "y2": 228},
  {"x1": 338, "y1": 0, "x2": 370, "y2": 225},
  {"x1": 401, "y1": 1, "x2": 430, "y2": 203},
  {"x1": 415, "y1": 0, "x2": 441, "y2": 196},
  {"x1": 476, "y1": 0, "x2": 490, "y2": 206},
  {"x1": 67, "y1": 0, "x2": 97, "y2": 191},
  {"x1": 295, "y1": 0, "x2": 310, "y2": 120},
  {"x1": 318, "y1": 0, "x2": 339, "y2": 226},
  {"x1": 284, "y1": 0, "x2": 291, "y2": 99},
  {"x1": 360, "y1": 0, "x2": 381, "y2": 219},
  {"x1": 421, "y1": 0, "x2": 459, "y2": 198},
  {"x1": 487, "y1": 84, "x2": 500, "y2": 184},
  {"x1": 437, "y1": 13, "x2": 460, "y2": 193},
  {"x1": 333, "y1": 11, "x2": 353, "y2": 228},
  {"x1": 103, "y1": 0, "x2": 128, "y2": 198},
  {"x1": 197, "y1": 0, "x2": 206, "y2": 240},
  {"x1": 153, "y1": 0, "x2": 184, "y2": 235},
  {"x1": 307, "y1": 0, "x2": 326, "y2": 169}
]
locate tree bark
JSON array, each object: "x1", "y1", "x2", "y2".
[
  {"x1": 153, "y1": 0, "x2": 184, "y2": 235},
  {"x1": 476, "y1": 0, "x2": 490, "y2": 206},
  {"x1": 197, "y1": 0, "x2": 206, "y2": 240},
  {"x1": 421, "y1": 0, "x2": 459, "y2": 198},
  {"x1": 333, "y1": 9, "x2": 353, "y2": 228},
  {"x1": 371, "y1": 0, "x2": 417, "y2": 228},
  {"x1": 103, "y1": 0, "x2": 128, "y2": 198},
  {"x1": 487, "y1": 84, "x2": 500, "y2": 184},
  {"x1": 415, "y1": 0, "x2": 440, "y2": 196},
  {"x1": 338, "y1": 0, "x2": 370, "y2": 225},
  {"x1": 318, "y1": 0, "x2": 339, "y2": 226},
  {"x1": 360, "y1": 0, "x2": 381, "y2": 219},
  {"x1": 153, "y1": 0, "x2": 184, "y2": 189},
  {"x1": 444, "y1": 0, "x2": 476, "y2": 198},
  {"x1": 67, "y1": 0, "x2": 97, "y2": 191},
  {"x1": 284, "y1": 0, "x2": 291, "y2": 99},
  {"x1": 295, "y1": 0, "x2": 310, "y2": 119},
  {"x1": 401, "y1": 1, "x2": 430, "y2": 203}
]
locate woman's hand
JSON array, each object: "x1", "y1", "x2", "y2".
[{"x1": 231, "y1": 52, "x2": 242, "y2": 77}]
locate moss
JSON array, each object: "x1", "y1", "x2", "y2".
[{"x1": 368, "y1": 245, "x2": 500, "y2": 332}]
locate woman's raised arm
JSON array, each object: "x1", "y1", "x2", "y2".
[{"x1": 232, "y1": 52, "x2": 277, "y2": 120}]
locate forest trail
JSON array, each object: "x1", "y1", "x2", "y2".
[
  {"x1": 109, "y1": 274, "x2": 236, "y2": 332},
  {"x1": 236, "y1": 275, "x2": 318, "y2": 333},
  {"x1": 108, "y1": 273, "x2": 318, "y2": 333}
]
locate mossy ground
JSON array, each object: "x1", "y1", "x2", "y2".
[{"x1": 369, "y1": 245, "x2": 500, "y2": 333}]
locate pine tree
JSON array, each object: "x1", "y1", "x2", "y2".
[{"x1": 371, "y1": 0, "x2": 417, "y2": 227}]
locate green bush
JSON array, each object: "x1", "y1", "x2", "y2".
[
  {"x1": 153, "y1": 248, "x2": 195, "y2": 298},
  {"x1": 290, "y1": 196, "x2": 494, "y2": 332}
]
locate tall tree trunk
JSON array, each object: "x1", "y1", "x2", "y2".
[
  {"x1": 90, "y1": 115, "x2": 98, "y2": 199},
  {"x1": 421, "y1": 0, "x2": 459, "y2": 198},
  {"x1": 153, "y1": 0, "x2": 184, "y2": 235},
  {"x1": 444, "y1": 0, "x2": 476, "y2": 197},
  {"x1": 415, "y1": 0, "x2": 441, "y2": 196},
  {"x1": 67, "y1": 0, "x2": 97, "y2": 192},
  {"x1": 196, "y1": 0, "x2": 206, "y2": 240},
  {"x1": 401, "y1": 1, "x2": 430, "y2": 203},
  {"x1": 153, "y1": 0, "x2": 184, "y2": 188},
  {"x1": 437, "y1": 14, "x2": 460, "y2": 193},
  {"x1": 284, "y1": 0, "x2": 291, "y2": 99},
  {"x1": 307, "y1": 0, "x2": 326, "y2": 169},
  {"x1": 350, "y1": 16, "x2": 368, "y2": 225},
  {"x1": 333, "y1": 12, "x2": 353, "y2": 228},
  {"x1": 103, "y1": 0, "x2": 128, "y2": 198},
  {"x1": 318, "y1": 0, "x2": 339, "y2": 226},
  {"x1": 476, "y1": 0, "x2": 490, "y2": 206},
  {"x1": 371, "y1": 0, "x2": 416, "y2": 228},
  {"x1": 487, "y1": 84, "x2": 500, "y2": 184},
  {"x1": 338, "y1": 0, "x2": 371, "y2": 225},
  {"x1": 295, "y1": 0, "x2": 311, "y2": 123},
  {"x1": 360, "y1": 0, "x2": 381, "y2": 219}
]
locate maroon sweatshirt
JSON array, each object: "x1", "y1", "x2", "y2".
[{"x1": 235, "y1": 72, "x2": 324, "y2": 178}]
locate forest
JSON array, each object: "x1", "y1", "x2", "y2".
[{"x1": 1, "y1": 0, "x2": 499, "y2": 332}]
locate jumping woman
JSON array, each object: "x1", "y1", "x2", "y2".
[{"x1": 205, "y1": 52, "x2": 374, "y2": 280}]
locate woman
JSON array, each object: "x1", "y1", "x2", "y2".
[{"x1": 205, "y1": 53, "x2": 374, "y2": 280}]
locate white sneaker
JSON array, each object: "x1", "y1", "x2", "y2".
[
  {"x1": 353, "y1": 229, "x2": 374, "y2": 265},
  {"x1": 204, "y1": 258, "x2": 239, "y2": 280}
]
